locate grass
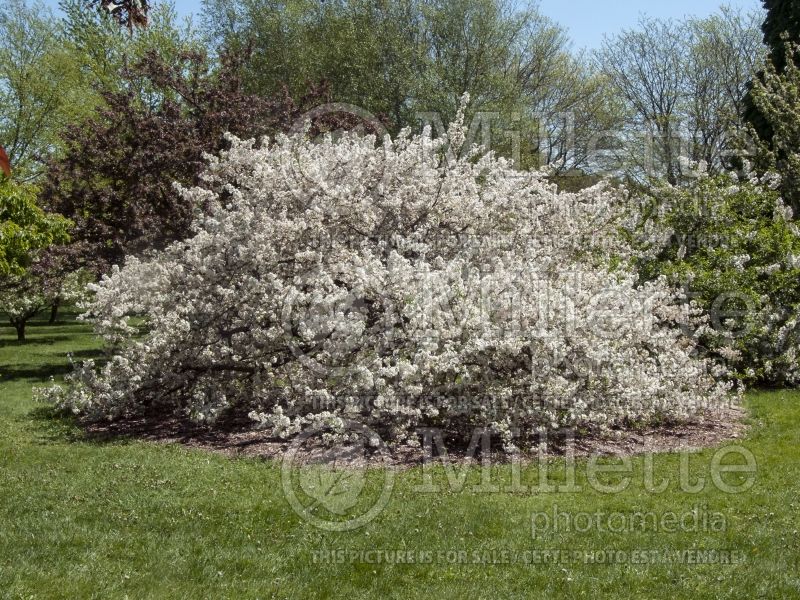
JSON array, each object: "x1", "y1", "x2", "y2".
[{"x1": 0, "y1": 313, "x2": 799, "y2": 598}]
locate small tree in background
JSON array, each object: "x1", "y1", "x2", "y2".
[
  {"x1": 0, "y1": 179, "x2": 71, "y2": 341},
  {"x1": 0, "y1": 0, "x2": 91, "y2": 180},
  {"x1": 0, "y1": 180, "x2": 70, "y2": 278}
]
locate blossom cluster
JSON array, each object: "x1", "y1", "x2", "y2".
[{"x1": 42, "y1": 101, "x2": 737, "y2": 449}]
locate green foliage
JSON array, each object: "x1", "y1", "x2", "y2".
[
  {"x1": 0, "y1": 1, "x2": 199, "y2": 180},
  {"x1": 0, "y1": 180, "x2": 70, "y2": 277},
  {"x1": 748, "y1": 44, "x2": 800, "y2": 214},
  {"x1": 639, "y1": 175, "x2": 800, "y2": 385},
  {"x1": 203, "y1": 0, "x2": 622, "y2": 172},
  {"x1": 59, "y1": 0, "x2": 201, "y2": 93},
  {"x1": 0, "y1": 179, "x2": 72, "y2": 341},
  {"x1": 205, "y1": 0, "x2": 427, "y2": 126},
  {"x1": 0, "y1": 0, "x2": 89, "y2": 178},
  {"x1": 745, "y1": 1, "x2": 800, "y2": 162}
]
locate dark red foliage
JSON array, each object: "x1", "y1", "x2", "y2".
[
  {"x1": 41, "y1": 49, "x2": 343, "y2": 274},
  {"x1": 0, "y1": 145, "x2": 10, "y2": 178}
]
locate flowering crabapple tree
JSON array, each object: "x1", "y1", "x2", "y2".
[
  {"x1": 0, "y1": 267, "x2": 92, "y2": 341},
  {"x1": 43, "y1": 98, "x2": 737, "y2": 450}
]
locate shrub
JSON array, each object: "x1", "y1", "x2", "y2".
[
  {"x1": 637, "y1": 173, "x2": 800, "y2": 385},
  {"x1": 43, "y1": 103, "x2": 736, "y2": 450}
]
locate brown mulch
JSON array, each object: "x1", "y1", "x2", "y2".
[
  {"x1": 84, "y1": 405, "x2": 749, "y2": 467},
  {"x1": 570, "y1": 406, "x2": 748, "y2": 457}
]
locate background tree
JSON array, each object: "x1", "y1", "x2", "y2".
[
  {"x1": 598, "y1": 17, "x2": 686, "y2": 184},
  {"x1": 419, "y1": 0, "x2": 623, "y2": 172},
  {"x1": 203, "y1": 0, "x2": 427, "y2": 131},
  {"x1": 0, "y1": 0, "x2": 196, "y2": 181},
  {"x1": 41, "y1": 48, "x2": 333, "y2": 273},
  {"x1": 0, "y1": 0, "x2": 89, "y2": 179},
  {"x1": 60, "y1": 0, "x2": 200, "y2": 94},
  {"x1": 201, "y1": 0, "x2": 622, "y2": 174},
  {"x1": 761, "y1": 0, "x2": 800, "y2": 72},
  {"x1": 598, "y1": 10, "x2": 762, "y2": 184},
  {"x1": 684, "y1": 8, "x2": 763, "y2": 171},
  {"x1": 0, "y1": 179, "x2": 71, "y2": 340},
  {"x1": 748, "y1": 44, "x2": 800, "y2": 214},
  {"x1": 744, "y1": 0, "x2": 800, "y2": 197}
]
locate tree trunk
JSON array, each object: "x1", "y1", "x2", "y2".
[
  {"x1": 13, "y1": 320, "x2": 25, "y2": 342},
  {"x1": 48, "y1": 298, "x2": 60, "y2": 325}
]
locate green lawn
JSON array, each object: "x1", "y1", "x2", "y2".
[{"x1": 1, "y1": 314, "x2": 799, "y2": 599}]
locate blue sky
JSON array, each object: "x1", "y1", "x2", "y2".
[
  {"x1": 42, "y1": 0, "x2": 765, "y2": 50},
  {"x1": 539, "y1": 0, "x2": 764, "y2": 50}
]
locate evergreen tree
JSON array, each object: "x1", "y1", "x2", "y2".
[
  {"x1": 762, "y1": 0, "x2": 800, "y2": 72},
  {"x1": 745, "y1": 0, "x2": 800, "y2": 150}
]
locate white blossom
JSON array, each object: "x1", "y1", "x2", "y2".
[{"x1": 41, "y1": 105, "x2": 737, "y2": 449}]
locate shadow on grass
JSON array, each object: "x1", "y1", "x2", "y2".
[
  {"x1": 0, "y1": 349, "x2": 105, "y2": 383},
  {"x1": 0, "y1": 363, "x2": 74, "y2": 381},
  {"x1": 26, "y1": 320, "x2": 86, "y2": 328},
  {"x1": 0, "y1": 335, "x2": 75, "y2": 348},
  {"x1": 25, "y1": 405, "x2": 137, "y2": 447},
  {"x1": 26, "y1": 402, "x2": 274, "y2": 455},
  {"x1": 25, "y1": 405, "x2": 87, "y2": 444}
]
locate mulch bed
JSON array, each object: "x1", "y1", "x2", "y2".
[{"x1": 84, "y1": 405, "x2": 749, "y2": 467}]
